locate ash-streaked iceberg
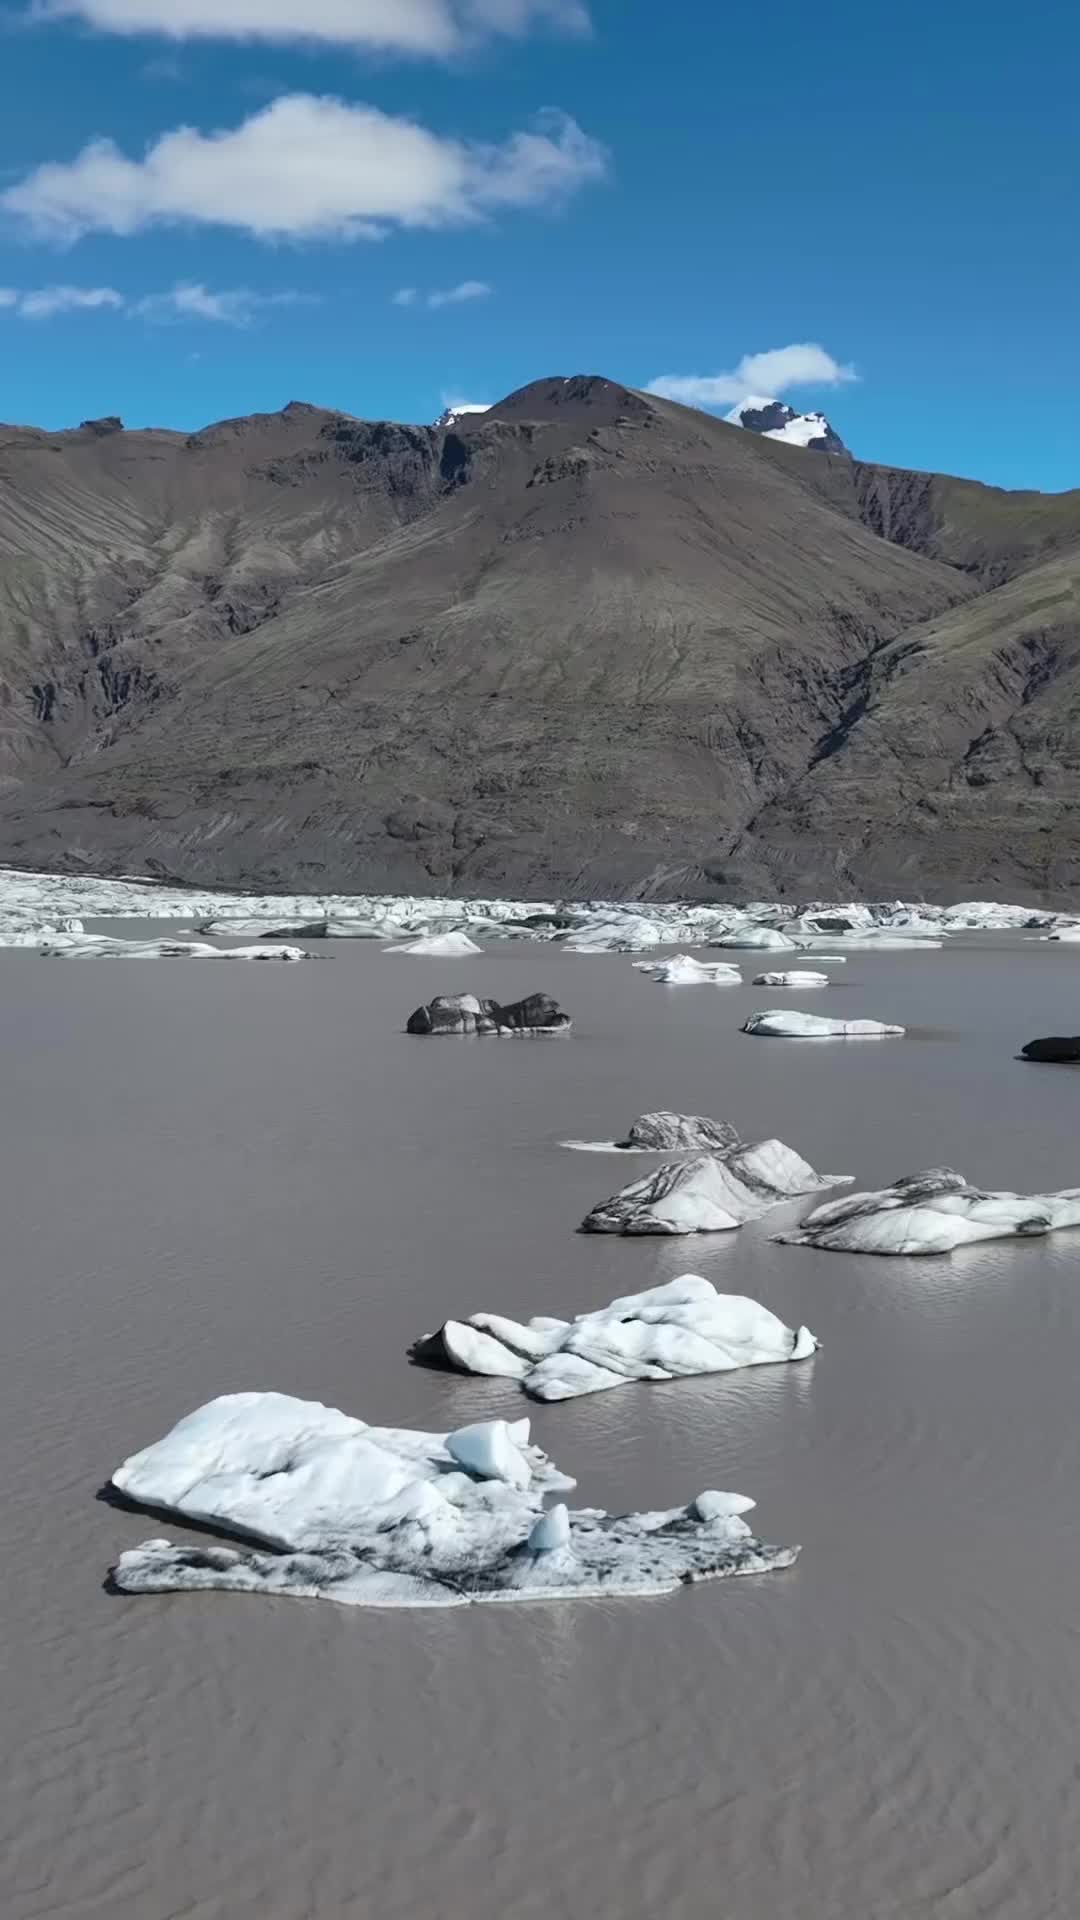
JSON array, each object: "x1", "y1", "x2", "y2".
[
  {"x1": 406, "y1": 992, "x2": 571, "y2": 1036},
  {"x1": 742, "y1": 1010, "x2": 905, "y2": 1039},
  {"x1": 563, "y1": 1111, "x2": 743, "y2": 1154},
  {"x1": 581, "y1": 1141, "x2": 850, "y2": 1234},
  {"x1": 108, "y1": 1392, "x2": 796, "y2": 1606},
  {"x1": 776, "y1": 1168, "x2": 1080, "y2": 1254},
  {"x1": 410, "y1": 1274, "x2": 817, "y2": 1401},
  {"x1": 752, "y1": 971, "x2": 830, "y2": 988},
  {"x1": 632, "y1": 955, "x2": 742, "y2": 985}
]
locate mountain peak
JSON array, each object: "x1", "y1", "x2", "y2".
[
  {"x1": 727, "y1": 395, "x2": 849, "y2": 455},
  {"x1": 488, "y1": 375, "x2": 655, "y2": 425}
]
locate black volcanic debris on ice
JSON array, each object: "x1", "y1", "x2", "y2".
[{"x1": 1, "y1": 374, "x2": 1079, "y2": 901}]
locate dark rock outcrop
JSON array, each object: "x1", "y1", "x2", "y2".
[
  {"x1": 1021, "y1": 1036, "x2": 1080, "y2": 1063},
  {"x1": 406, "y1": 992, "x2": 572, "y2": 1036}
]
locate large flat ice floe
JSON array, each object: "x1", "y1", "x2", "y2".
[
  {"x1": 406, "y1": 992, "x2": 571, "y2": 1036},
  {"x1": 632, "y1": 955, "x2": 742, "y2": 985},
  {"x1": 108, "y1": 1393, "x2": 796, "y2": 1606},
  {"x1": 410, "y1": 1275, "x2": 817, "y2": 1401},
  {"x1": 581, "y1": 1141, "x2": 850, "y2": 1234},
  {"x1": 41, "y1": 935, "x2": 307, "y2": 961},
  {"x1": 563, "y1": 1111, "x2": 743, "y2": 1154},
  {"x1": 776, "y1": 1168, "x2": 1080, "y2": 1254},
  {"x1": 742, "y1": 1010, "x2": 905, "y2": 1039}
]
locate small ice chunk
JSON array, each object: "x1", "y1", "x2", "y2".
[
  {"x1": 447, "y1": 1420, "x2": 533, "y2": 1488},
  {"x1": 528, "y1": 1505, "x2": 571, "y2": 1552}
]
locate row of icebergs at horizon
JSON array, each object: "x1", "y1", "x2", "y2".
[{"x1": 2, "y1": 862, "x2": 1079, "y2": 953}]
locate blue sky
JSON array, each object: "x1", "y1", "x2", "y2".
[{"x1": 0, "y1": 0, "x2": 1075, "y2": 489}]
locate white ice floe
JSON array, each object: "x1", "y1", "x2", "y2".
[
  {"x1": 1041, "y1": 927, "x2": 1080, "y2": 943},
  {"x1": 108, "y1": 1392, "x2": 796, "y2": 1605},
  {"x1": 632, "y1": 955, "x2": 742, "y2": 985},
  {"x1": 752, "y1": 971, "x2": 829, "y2": 988},
  {"x1": 562, "y1": 1111, "x2": 743, "y2": 1154},
  {"x1": 742, "y1": 1010, "x2": 905, "y2": 1039},
  {"x1": 555, "y1": 916, "x2": 669, "y2": 953},
  {"x1": 387, "y1": 930, "x2": 484, "y2": 956},
  {"x1": 581, "y1": 1141, "x2": 850, "y2": 1234},
  {"x1": 776, "y1": 1168, "x2": 1080, "y2": 1255},
  {"x1": 41, "y1": 935, "x2": 307, "y2": 961},
  {"x1": 708, "y1": 927, "x2": 798, "y2": 951},
  {"x1": 411, "y1": 1274, "x2": 817, "y2": 1401}
]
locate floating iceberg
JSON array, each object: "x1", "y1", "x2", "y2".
[
  {"x1": 709, "y1": 927, "x2": 798, "y2": 951},
  {"x1": 387, "y1": 931, "x2": 484, "y2": 956},
  {"x1": 41, "y1": 935, "x2": 307, "y2": 961},
  {"x1": 632, "y1": 955, "x2": 742, "y2": 985},
  {"x1": 198, "y1": 917, "x2": 330, "y2": 939},
  {"x1": 742, "y1": 1010, "x2": 905, "y2": 1039},
  {"x1": 752, "y1": 971, "x2": 829, "y2": 988},
  {"x1": 1041, "y1": 928, "x2": 1080, "y2": 944},
  {"x1": 410, "y1": 1274, "x2": 818, "y2": 1401},
  {"x1": 776, "y1": 1168, "x2": 1080, "y2": 1254},
  {"x1": 581, "y1": 1141, "x2": 850, "y2": 1234},
  {"x1": 107, "y1": 1393, "x2": 796, "y2": 1606},
  {"x1": 563, "y1": 1111, "x2": 743, "y2": 1154},
  {"x1": 406, "y1": 992, "x2": 571, "y2": 1036}
]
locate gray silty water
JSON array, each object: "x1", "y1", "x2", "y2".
[{"x1": 4, "y1": 935, "x2": 1080, "y2": 1918}]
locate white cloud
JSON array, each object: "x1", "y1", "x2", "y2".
[
  {"x1": 647, "y1": 344, "x2": 857, "y2": 410},
  {"x1": 33, "y1": 0, "x2": 590, "y2": 54},
  {"x1": 2, "y1": 95, "x2": 608, "y2": 243},
  {"x1": 134, "y1": 280, "x2": 316, "y2": 324},
  {"x1": 392, "y1": 287, "x2": 418, "y2": 306},
  {"x1": 0, "y1": 289, "x2": 19, "y2": 308},
  {"x1": 13, "y1": 284, "x2": 125, "y2": 318},
  {"x1": 426, "y1": 278, "x2": 491, "y2": 307}
]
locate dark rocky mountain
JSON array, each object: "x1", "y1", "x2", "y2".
[{"x1": 0, "y1": 373, "x2": 1078, "y2": 901}]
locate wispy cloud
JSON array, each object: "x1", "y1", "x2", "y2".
[
  {"x1": 0, "y1": 280, "x2": 312, "y2": 323},
  {"x1": 32, "y1": 0, "x2": 591, "y2": 55},
  {"x1": 427, "y1": 278, "x2": 491, "y2": 308},
  {"x1": 396, "y1": 279, "x2": 493, "y2": 309},
  {"x1": 647, "y1": 344, "x2": 857, "y2": 410},
  {"x1": 7, "y1": 284, "x2": 125, "y2": 318},
  {"x1": 134, "y1": 281, "x2": 317, "y2": 324},
  {"x1": 2, "y1": 96, "x2": 609, "y2": 243}
]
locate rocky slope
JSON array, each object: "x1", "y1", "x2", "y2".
[{"x1": 0, "y1": 374, "x2": 1077, "y2": 900}]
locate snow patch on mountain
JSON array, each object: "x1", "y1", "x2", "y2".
[{"x1": 727, "y1": 395, "x2": 848, "y2": 454}]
